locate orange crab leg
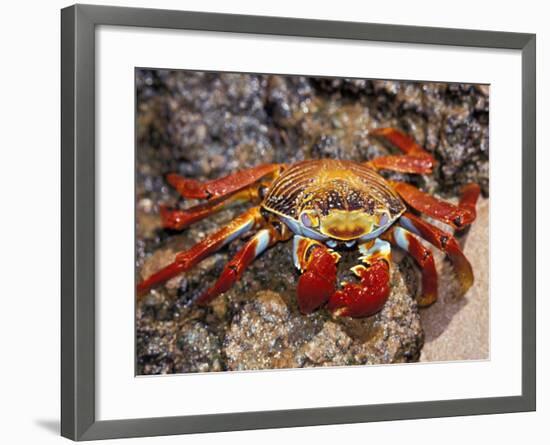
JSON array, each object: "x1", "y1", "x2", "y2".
[
  {"x1": 196, "y1": 225, "x2": 286, "y2": 305},
  {"x1": 137, "y1": 207, "x2": 264, "y2": 296},
  {"x1": 370, "y1": 127, "x2": 434, "y2": 158},
  {"x1": 293, "y1": 236, "x2": 340, "y2": 314},
  {"x1": 458, "y1": 183, "x2": 481, "y2": 226},
  {"x1": 327, "y1": 239, "x2": 392, "y2": 318},
  {"x1": 160, "y1": 201, "x2": 226, "y2": 231},
  {"x1": 166, "y1": 164, "x2": 284, "y2": 200},
  {"x1": 382, "y1": 226, "x2": 438, "y2": 307},
  {"x1": 366, "y1": 154, "x2": 434, "y2": 174},
  {"x1": 399, "y1": 212, "x2": 473, "y2": 295},
  {"x1": 390, "y1": 181, "x2": 477, "y2": 229},
  {"x1": 160, "y1": 184, "x2": 267, "y2": 230}
]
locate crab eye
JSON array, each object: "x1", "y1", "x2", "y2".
[
  {"x1": 300, "y1": 211, "x2": 319, "y2": 228},
  {"x1": 378, "y1": 213, "x2": 390, "y2": 227}
]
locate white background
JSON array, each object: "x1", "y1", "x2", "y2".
[{"x1": 0, "y1": 0, "x2": 547, "y2": 443}]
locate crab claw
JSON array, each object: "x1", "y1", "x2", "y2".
[
  {"x1": 294, "y1": 236, "x2": 339, "y2": 314},
  {"x1": 327, "y1": 260, "x2": 390, "y2": 318}
]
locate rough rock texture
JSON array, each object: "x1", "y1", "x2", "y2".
[
  {"x1": 224, "y1": 268, "x2": 422, "y2": 371},
  {"x1": 135, "y1": 70, "x2": 489, "y2": 375}
]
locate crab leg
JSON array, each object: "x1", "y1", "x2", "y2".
[
  {"x1": 399, "y1": 212, "x2": 473, "y2": 295},
  {"x1": 196, "y1": 225, "x2": 287, "y2": 305},
  {"x1": 367, "y1": 127, "x2": 436, "y2": 174},
  {"x1": 382, "y1": 226, "x2": 438, "y2": 307},
  {"x1": 366, "y1": 154, "x2": 434, "y2": 174},
  {"x1": 293, "y1": 236, "x2": 340, "y2": 314},
  {"x1": 370, "y1": 127, "x2": 434, "y2": 157},
  {"x1": 160, "y1": 184, "x2": 267, "y2": 230},
  {"x1": 390, "y1": 181, "x2": 478, "y2": 229},
  {"x1": 166, "y1": 164, "x2": 284, "y2": 200},
  {"x1": 137, "y1": 207, "x2": 264, "y2": 296},
  {"x1": 327, "y1": 239, "x2": 392, "y2": 318},
  {"x1": 458, "y1": 183, "x2": 481, "y2": 225}
]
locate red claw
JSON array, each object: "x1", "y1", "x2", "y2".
[
  {"x1": 296, "y1": 246, "x2": 338, "y2": 314},
  {"x1": 327, "y1": 260, "x2": 390, "y2": 318}
]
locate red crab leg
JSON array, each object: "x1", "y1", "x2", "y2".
[
  {"x1": 399, "y1": 212, "x2": 474, "y2": 295},
  {"x1": 366, "y1": 154, "x2": 434, "y2": 174},
  {"x1": 382, "y1": 226, "x2": 438, "y2": 307},
  {"x1": 137, "y1": 207, "x2": 264, "y2": 296},
  {"x1": 327, "y1": 239, "x2": 392, "y2": 318},
  {"x1": 293, "y1": 236, "x2": 340, "y2": 314},
  {"x1": 160, "y1": 184, "x2": 267, "y2": 230},
  {"x1": 370, "y1": 127, "x2": 434, "y2": 158},
  {"x1": 166, "y1": 164, "x2": 284, "y2": 200},
  {"x1": 196, "y1": 225, "x2": 286, "y2": 305},
  {"x1": 390, "y1": 181, "x2": 477, "y2": 229}
]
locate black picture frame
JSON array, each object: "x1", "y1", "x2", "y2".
[{"x1": 61, "y1": 3, "x2": 536, "y2": 441}]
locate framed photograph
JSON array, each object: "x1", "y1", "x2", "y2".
[{"x1": 61, "y1": 4, "x2": 536, "y2": 441}]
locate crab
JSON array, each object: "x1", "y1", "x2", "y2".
[{"x1": 137, "y1": 128, "x2": 480, "y2": 318}]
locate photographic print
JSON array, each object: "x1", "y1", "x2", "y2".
[{"x1": 135, "y1": 69, "x2": 489, "y2": 375}]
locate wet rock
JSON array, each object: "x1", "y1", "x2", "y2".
[
  {"x1": 174, "y1": 322, "x2": 223, "y2": 373},
  {"x1": 223, "y1": 267, "x2": 423, "y2": 371},
  {"x1": 136, "y1": 317, "x2": 224, "y2": 374},
  {"x1": 135, "y1": 70, "x2": 487, "y2": 374},
  {"x1": 136, "y1": 70, "x2": 488, "y2": 200},
  {"x1": 223, "y1": 292, "x2": 323, "y2": 370}
]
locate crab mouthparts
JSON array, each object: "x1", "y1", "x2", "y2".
[{"x1": 320, "y1": 210, "x2": 376, "y2": 241}]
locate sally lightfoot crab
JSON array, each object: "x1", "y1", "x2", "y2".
[{"x1": 138, "y1": 128, "x2": 480, "y2": 318}]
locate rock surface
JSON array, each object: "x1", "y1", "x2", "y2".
[
  {"x1": 420, "y1": 198, "x2": 490, "y2": 362},
  {"x1": 224, "y1": 268, "x2": 423, "y2": 371},
  {"x1": 135, "y1": 70, "x2": 489, "y2": 374}
]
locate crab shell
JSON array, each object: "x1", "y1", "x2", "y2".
[{"x1": 261, "y1": 159, "x2": 406, "y2": 245}]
